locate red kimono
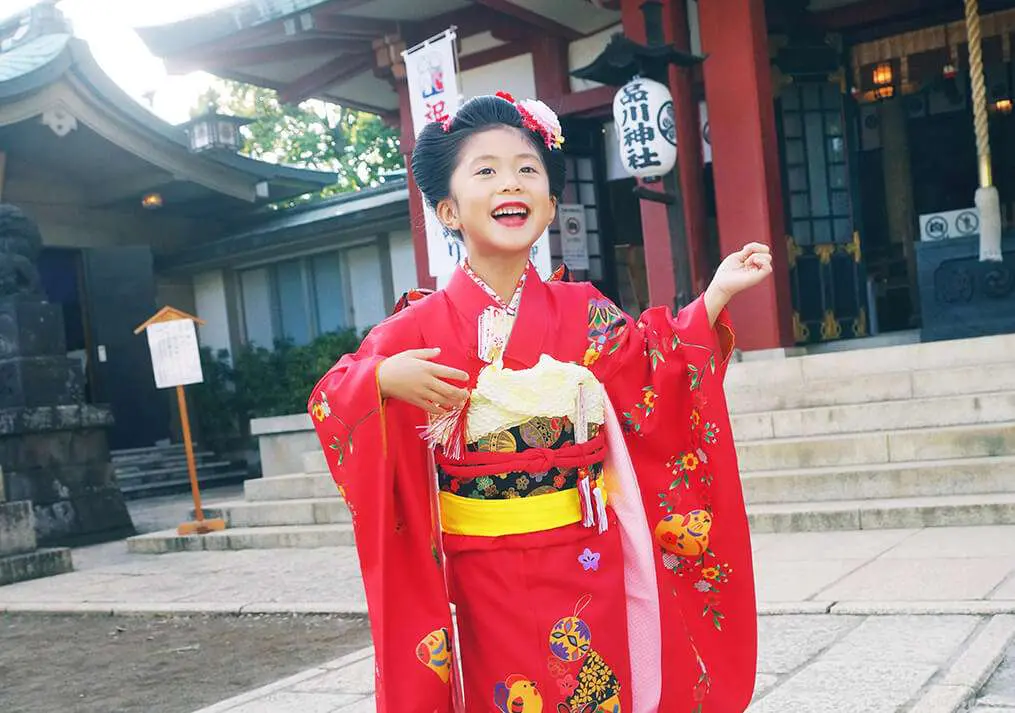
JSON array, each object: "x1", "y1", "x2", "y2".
[{"x1": 309, "y1": 264, "x2": 756, "y2": 713}]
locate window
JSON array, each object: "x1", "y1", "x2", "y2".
[{"x1": 238, "y1": 251, "x2": 350, "y2": 348}]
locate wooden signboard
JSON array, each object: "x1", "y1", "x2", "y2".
[{"x1": 135, "y1": 306, "x2": 225, "y2": 536}]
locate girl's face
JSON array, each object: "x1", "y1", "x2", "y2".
[{"x1": 437, "y1": 127, "x2": 556, "y2": 260}]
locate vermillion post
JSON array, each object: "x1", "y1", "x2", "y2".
[{"x1": 176, "y1": 384, "x2": 203, "y2": 523}]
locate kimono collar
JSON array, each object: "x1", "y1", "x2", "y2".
[{"x1": 444, "y1": 262, "x2": 550, "y2": 370}]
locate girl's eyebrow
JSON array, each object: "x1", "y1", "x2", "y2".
[{"x1": 470, "y1": 153, "x2": 542, "y2": 165}]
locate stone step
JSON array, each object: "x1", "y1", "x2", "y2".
[
  {"x1": 125, "y1": 523, "x2": 356, "y2": 554},
  {"x1": 732, "y1": 391, "x2": 1015, "y2": 440},
  {"x1": 737, "y1": 422, "x2": 1015, "y2": 472},
  {"x1": 0, "y1": 547, "x2": 73, "y2": 586},
  {"x1": 742, "y1": 455, "x2": 1015, "y2": 504},
  {"x1": 726, "y1": 332, "x2": 1015, "y2": 390},
  {"x1": 747, "y1": 492, "x2": 1015, "y2": 533},
  {"x1": 119, "y1": 471, "x2": 249, "y2": 500},
  {"x1": 111, "y1": 443, "x2": 192, "y2": 459},
  {"x1": 302, "y1": 450, "x2": 328, "y2": 475},
  {"x1": 200, "y1": 498, "x2": 351, "y2": 527},
  {"x1": 244, "y1": 473, "x2": 338, "y2": 502},
  {"x1": 115, "y1": 461, "x2": 237, "y2": 486},
  {"x1": 113, "y1": 452, "x2": 218, "y2": 470},
  {"x1": 728, "y1": 362, "x2": 1015, "y2": 415}
]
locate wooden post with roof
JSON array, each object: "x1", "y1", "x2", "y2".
[{"x1": 135, "y1": 306, "x2": 226, "y2": 536}]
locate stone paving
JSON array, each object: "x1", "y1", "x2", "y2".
[
  {"x1": 187, "y1": 615, "x2": 1015, "y2": 713},
  {"x1": 3, "y1": 491, "x2": 1015, "y2": 712},
  {"x1": 973, "y1": 637, "x2": 1015, "y2": 712}
]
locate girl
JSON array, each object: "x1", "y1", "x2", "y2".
[{"x1": 309, "y1": 93, "x2": 772, "y2": 713}]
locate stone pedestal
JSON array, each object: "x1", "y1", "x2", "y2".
[
  {"x1": 0, "y1": 497, "x2": 73, "y2": 586},
  {"x1": 0, "y1": 204, "x2": 134, "y2": 546}
]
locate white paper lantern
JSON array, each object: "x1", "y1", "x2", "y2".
[{"x1": 612, "y1": 77, "x2": 677, "y2": 179}]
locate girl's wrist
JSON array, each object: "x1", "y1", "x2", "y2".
[{"x1": 703, "y1": 283, "x2": 732, "y2": 326}]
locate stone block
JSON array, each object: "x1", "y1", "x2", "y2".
[
  {"x1": 243, "y1": 473, "x2": 337, "y2": 502},
  {"x1": 0, "y1": 500, "x2": 35, "y2": 555},
  {"x1": 0, "y1": 356, "x2": 83, "y2": 407},
  {"x1": 0, "y1": 546, "x2": 72, "y2": 586},
  {"x1": 30, "y1": 486, "x2": 134, "y2": 547},
  {"x1": 302, "y1": 450, "x2": 328, "y2": 475},
  {"x1": 253, "y1": 423, "x2": 318, "y2": 477},
  {"x1": 0, "y1": 301, "x2": 67, "y2": 359}
]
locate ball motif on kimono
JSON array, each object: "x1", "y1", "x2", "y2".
[
  {"x1": 549, "y1": 615, "x2": 592, "y2": 662},
  {"x1": 416, "y1": 627, "x2": 452, "y2": 683},
  {"x1": 654, "y1": 509, "x2": 713, "y2": 558}
]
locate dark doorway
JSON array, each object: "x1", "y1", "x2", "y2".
[{"x1": 81, "y1": 246, "x2": 170, "y2": 449}]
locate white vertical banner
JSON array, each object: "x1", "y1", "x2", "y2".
[
  {"x1": 403, "y1": 29, "x2": 555, "y2": 282},
  {"x1": 403, "y1": 30, "x2": 463, "y2": 280}
]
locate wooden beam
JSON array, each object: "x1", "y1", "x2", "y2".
[
  {"x1": 814, "y1": 0, "x2": 951, "y2": 31},
  {"x1": 307, "y1": 12, "x2": 398, "y2": 38},
  {"x1": 531, "y1": 35, "x2": 570, "y2": 97},
  {"x1": 554, "y1": 85, "x2": 615, "y2": 116},
  {"x1": 459, "y1": 40, "x2": 531, "y2": 71},
  {"x1": 471, "y1": 0, "x2": 582, "y2": 41},
  {"x1": 312, "y1": 0, "x2": 375, "y2": 15},
  {"x1": 409, "y1": 5, "x2": 499, "y2": 44},
  {"x1": 279, "y1": 53, "x2": 375, "y2": 104},
  {"x1": 167, "y1": 38, "x2": 367, "y2": 74}
]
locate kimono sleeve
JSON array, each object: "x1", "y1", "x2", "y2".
[
  {"x1": 584, "y1": 288, "x2": 758, "y2": 711},
  {"x1": 586, "y1": 289, "x2": 735, "y2": 436},
  {"x1": 307, "y1": 310, "x2": 457, "y2": 713}
]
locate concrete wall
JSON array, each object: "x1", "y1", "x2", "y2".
[
  {"x1": 346, "y1": 242, "x2": 387, "y2": 331},
  {"x1": 389, "y1": 229, "x2": 417, "y2": 297},
  {"x1": 569, "y1": 23, "x2": 620, "y2": 93},
  {"x1": 460, "y1": 53, "x2": 537, "y2": 101},
  {"x1": 192, "y1": 270, "x2": 235, "y2": 357}
]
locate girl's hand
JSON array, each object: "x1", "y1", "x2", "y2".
[
  {"x1": 703, "y1": 243, "x2": 774, "y2": 324},
  {"x1": 377, "y1": 348, "x2": 470, "y2": 415}
]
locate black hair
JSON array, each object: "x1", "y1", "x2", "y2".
[{"x1": 410, "y1": 94, "x2": 567, "y2": 215}]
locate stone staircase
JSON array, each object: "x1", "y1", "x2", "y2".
[
  {"x1": 730, "y1": 332, "x2": 1015, "y2": 532},
  {"x1": 127, "y1": 451, "x2": 350, "y2": 553},
  {"x1": 113, "y1": 443, "x2": 248, "y2": 500},
  {"x1": 126, "y1": 332, "x2": 1015, "y2": 552}
]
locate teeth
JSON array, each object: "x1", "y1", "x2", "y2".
[{"x1": 493, "y1": 207, "x2": 528, "y2": 217}]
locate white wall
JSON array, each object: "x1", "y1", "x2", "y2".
[
  {"x1": 460, "y1": 53, "x2": 537, "y2": 101},
  {"x1": 389, "y1": 230, "x2": 418, "y2": 298},
  {"x1": 346, "y1": 243, "x2": 388, "y2": 331},
  {"x1": 568, "y1": 23, "x2": 621, "y2": 93},
  {"x1": 193, "y1": 270, "x2": 233, "y2": 357}
]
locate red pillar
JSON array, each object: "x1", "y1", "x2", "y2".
[
  {"x1": 699, "y1": 0, "x2": 794, "y2": 350},
  {"x1": 666, "y1": 0, "x2": 711, "y2": 295},
  {"x1": 397, "y1": 82, "x2": 436, "y2": 290},
  {"x1": 622, "y1": 0, "x2": 678, "y2": 309}
]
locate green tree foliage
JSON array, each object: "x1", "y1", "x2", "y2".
[{"x1": 192, "y1": 80, "x2": 402, "y2": 194}]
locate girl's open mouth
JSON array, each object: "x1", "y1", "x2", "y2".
[{"x1": 492, "y1": 203, "x2": 530, "y2": 228}]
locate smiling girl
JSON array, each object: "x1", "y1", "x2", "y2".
[{"x1": 309, "y1": 93, "x2": 772, "y2": 713}]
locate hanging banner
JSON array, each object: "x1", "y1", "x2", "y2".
[
  {"x1": 403, "y1": 30, "x2": 462, "y2": 280},
  {"x1": 558, "y1": 204, "x2": 590, "y2": 270}
]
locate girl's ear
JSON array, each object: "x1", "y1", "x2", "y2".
[
  {"x1": 436, "y1": 197, "x2": 460, "y2": 232},
  {"x1": 548, "y1": 195, "x2": 558, "y2": 226}
]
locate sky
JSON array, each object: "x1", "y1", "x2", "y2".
[{"x1": 0, "y1": 0, "x2": 238, "y2": 124}]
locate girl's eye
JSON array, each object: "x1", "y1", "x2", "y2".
[
  {"x1": 476, "y1": 167, "x2": 494, "y2": 176},
  {"x1": 520, "y1": 166, "x2": 538, "y2": 174}
]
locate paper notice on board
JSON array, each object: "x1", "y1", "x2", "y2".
[
  {"x1": 146, "y1": 319, "x2": 204, "y2": 389},
  {"x1": 558, "y1": 204, "x2": 590, "y2": 271}
]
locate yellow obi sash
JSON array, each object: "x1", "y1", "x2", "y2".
[{"x1": 438, "y1": 477, "x2": 606, "y2": 537}]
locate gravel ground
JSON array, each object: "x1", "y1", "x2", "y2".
[{"x1": 0, "y1": 612, "x2": 372, "y2": 713}]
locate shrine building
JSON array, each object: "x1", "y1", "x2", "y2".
[{"x1": 139, "y1": 0, "x2": 1015, "y2": 356}]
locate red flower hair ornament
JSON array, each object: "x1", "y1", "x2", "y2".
[{"x1": 496, "y1": 91, "x2": 565, "y2": 150}]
